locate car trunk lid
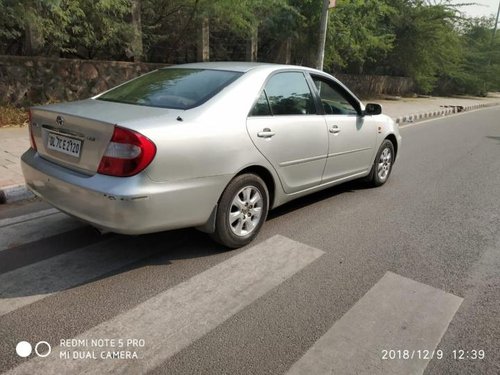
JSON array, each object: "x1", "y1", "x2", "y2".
[{"x1": 30, "y1": 99, "x2": 182, "y2": 175}]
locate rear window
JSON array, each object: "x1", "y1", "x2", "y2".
[{"x1": 97, "y1": 68, "x2": 242, "y2": 110}]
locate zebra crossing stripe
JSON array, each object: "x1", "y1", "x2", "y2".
[
  {"x1": 6, "y1": 235, "x2": 324, "y2": 375},
  {"x1": 0, "y1": 208, "x2": 59, "y2": 228},
  {"x1": 0, "y1": 210, "x2": 82, "y2": 252},
  {"x1": 0, "y1": 236, "x2": 163, "y2": 316},
  {"x1": 287, "y1": 271, "x2": 463, "y2": 375}
]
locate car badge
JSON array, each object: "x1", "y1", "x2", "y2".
[{"x1": 56, "y1": 115, "x2": 64, "y2": 126}]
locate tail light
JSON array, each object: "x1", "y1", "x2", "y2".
[
  {"x1": 97, "y1": 126, "x2": 156, "y2": 177},
  {"x1": 28, "y1": 109, "x2": 37, "y2": 151}
]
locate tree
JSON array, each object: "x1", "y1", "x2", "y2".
[
  {"x1": 378, "y1": 0, "x2": 462, "y2": 93},
  {"x1": 0, "y1": 0, "x2": 68, "y2": 55},
  {"x1": 130, "y1": 0, "x2": 143, "y2": 61},
  {"x1": 436, "y1": 16, "x2": 500, "y2": 95},
  {"x1": 59, "y1": 0, "x2": 133, "y2": 59},
  {"x1": 0, "y1": 0, "x2": 498, "y2": 96},
  {"x1": 325, "y1": 0, "x2": 395, "y2": 74},
  {"x1": 0, "y1": 0, "x2": 24, "y2": 54},
  {"x1": 193, "y1": 0, "x2": 291, "y2": 62}
]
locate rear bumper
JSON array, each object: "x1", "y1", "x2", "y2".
[{"x1": 21, "y1": 149, "x2": 231, "y2": 234}]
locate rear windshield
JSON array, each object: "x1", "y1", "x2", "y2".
[{"x1": 97, "y1": 68, "x2": 242, "y2": 110}]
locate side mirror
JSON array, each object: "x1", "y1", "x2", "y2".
[{"x1": 364, "y1": 103, "x2": 382, "y2": 116}]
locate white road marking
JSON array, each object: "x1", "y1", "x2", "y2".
[
  {"x1": 287, "y1": 272, "x2": 463, "y2": 375},
  {"x1": 6, "y1": 235, "x2": 324, "y2": 375},
  {"x1": 0, "y1": 208, "x2": 59, "y2": 228},
  {"x1": 0, "y1": 210, "x2": 83, "y2": 252},
  {"x1": 0, "y1": 237, "x2": 162, "y2": 316}
]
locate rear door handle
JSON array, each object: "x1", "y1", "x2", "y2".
[
  {"x1": 257, "y1": 128, "x2": 276, "y2": 138},
  {"x1": 329, "y1": 125, "x2": 341, "y2": 134}
]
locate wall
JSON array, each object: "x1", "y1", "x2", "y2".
[
  {"x1": 0, "y1": 55, "x2": 165, "y2": 107},
  {"x1": 335, "y1": 73, "x2": 414, "y2": 99},
  {"x1": 0, "y1": 55, "x2": 414, "y2": 107}
]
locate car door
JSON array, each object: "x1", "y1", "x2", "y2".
[
  {"x1": 310, "y1": 75, "x2": 377, "y2": 182},
  {"x1": 246, "y1": 71, "x2": 328, "y2": 194}
]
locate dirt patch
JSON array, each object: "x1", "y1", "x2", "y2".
[{"x1": 0, "y1": 106, "x2": 28, "y2": 128}]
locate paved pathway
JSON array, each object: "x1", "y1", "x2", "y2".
[
  {"x1": 0, "y1": 127, "x2": 29, "y2": 190},
  {"x1": 379, "y1": 94, "x2": 500, "y2": 120}
]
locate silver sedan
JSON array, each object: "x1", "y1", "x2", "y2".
[{"x1": 21, "y1": 62, "x2": 401, "y2": 248}]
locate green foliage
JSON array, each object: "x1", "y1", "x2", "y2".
[
  {"x1": 435, "y1": 16, "x2": 500, "y2": 95},
  {"x1": 60, "y1": 0, "x2": 133, "y2": 59},
  {"x1": 0, "y1": 0, "x2": 133, "y2": 58},
  {"x1": 375, "y1": 0, "x2": 463, "y2": 93},
  {"x1": 284, "y1": 0, "x2": 322, "y2": 66},
  {"x1": 326, "y1": 0, "x2": 395, "y2": 74},
  {"x1": 139, "y1": 0, "x2": 290, "y2": 62},
  {"x1": 0, "y1": 0, "x2": 499, "y2": 95},
  {"x1": 0, "y1": 0, "x2": 63, "y2": 54},
  {"x1": 0, "y1": 0, "x2": 21, "y2": 41}
]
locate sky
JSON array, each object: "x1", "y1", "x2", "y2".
[{"x1": 457, "y1": 0, "x2": 500, "y2": 19}]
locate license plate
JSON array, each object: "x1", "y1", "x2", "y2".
[{"x1": 47, "y1": 133, "x2": 82, "y2": 158}]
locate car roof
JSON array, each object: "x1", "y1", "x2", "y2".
[{"x1": 162, "y1": 61, "x2": 321, "y2": 74}]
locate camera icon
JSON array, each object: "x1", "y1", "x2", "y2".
[{"x1": 16, "y1": 341, "x2": 51, "y2": 358}]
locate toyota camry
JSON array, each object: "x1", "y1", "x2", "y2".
[{"x1": 21, "y1": 62, "x2": 401, "y2": 248}]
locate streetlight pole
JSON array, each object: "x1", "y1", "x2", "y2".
[
  {"x1": 493, "y1": 0, "x2": 500, "y2": 42},
  {"x1": 316, "y1": 0, "x2": 331, "y2": 70},
  {"x1": 485, "y1": 1, "x2": 500, "y2": 94}
]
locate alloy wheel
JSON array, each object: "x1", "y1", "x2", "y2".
[{"x1": 228, "y1": 186, "x2": 263, "y2": 237}]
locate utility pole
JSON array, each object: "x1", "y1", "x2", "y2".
[
  {"x1": 316, "y1": 0, "x2": 336, "y2": 71},
  {"x1": 485, "y1": 1, "x2": 500, "y2": 94},
  {"x1": 493, "y1": 0, "x2": 500, "y2": 42}
]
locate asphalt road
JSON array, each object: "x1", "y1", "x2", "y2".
[{"x1": 0, "y1": 107, "x2": 499, "y2": 374}]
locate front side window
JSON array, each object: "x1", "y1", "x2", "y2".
[
  {"x1": 312, "y1": 77, "x2": 359, "y2": 115},
  {"x1": 263, "y1": 72, "x2": 317, "y2": 115},
  {"x1": 97, "y1": 68, "x2": 242, "y2": 110}
]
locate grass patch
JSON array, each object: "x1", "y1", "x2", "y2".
[{"x1": 0, "y1": 106, "x2": 28, "y2": 128}]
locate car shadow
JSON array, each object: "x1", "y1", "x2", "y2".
[
  {"x1": 0, "y1": 225, "x2": 225, "y2": 300},
  {"x1": 268, "y1": 178, "x2": 372, "y2": 220},
  {"x1": 0, "y1": 178, "x2": 372, "y2": 300}
]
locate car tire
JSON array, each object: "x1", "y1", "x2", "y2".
[
  {"x1": 367, "y1": 139, "x2": 395, "y2": 187},
  {"x1": 211, "y1": 173, "x2": 269, "y2": 249}
]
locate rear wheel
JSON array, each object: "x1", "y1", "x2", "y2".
[
  {"x1": 367, "y1": 139, "x2": 395, "y2": 187},
  {"x1": 211, "y1": 174, "x2": 269, "y2": 249}
]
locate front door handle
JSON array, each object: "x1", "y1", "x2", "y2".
[
  {"x1": 329, "y1": 125, "x2": 341, "y2": 134},
  {"x1": 257, "y1": 128, "x2": 276, "y2": 138}
]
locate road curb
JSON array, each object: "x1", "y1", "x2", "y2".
[
  {"x1": 0, "y1": 184, "x2": 34, "y2": 204},
  {"x1": 394, "y1": 102, "x2": 500, "y2": 126}
]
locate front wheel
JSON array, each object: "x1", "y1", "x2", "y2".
[
  {"x1": 367, "y1": 140, "x2": 395, "y2": 187},
  {"x1": 211, "y1": 174, "x2": 269, "y2": 249}
]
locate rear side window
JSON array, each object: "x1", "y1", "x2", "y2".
[
  {"x1": 264, "y1": 72, "x2": 316, "y2": 115},
  {"x1": 97, "y1": 68, "x2": 242, "y2": 110},
  {"x1": 250, "y1": 91, "x2": 272, "y2": 116}
]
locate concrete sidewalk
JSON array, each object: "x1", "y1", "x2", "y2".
[
  {"x1": 0, "y1": 127, "x2": 30, "y2": 203},
  {"x1": 1, "y1": 94, "x2": 499, "y2": 203},
  {"x1": 379, "y1": 94, "x2": 500, "y2": 123}
]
